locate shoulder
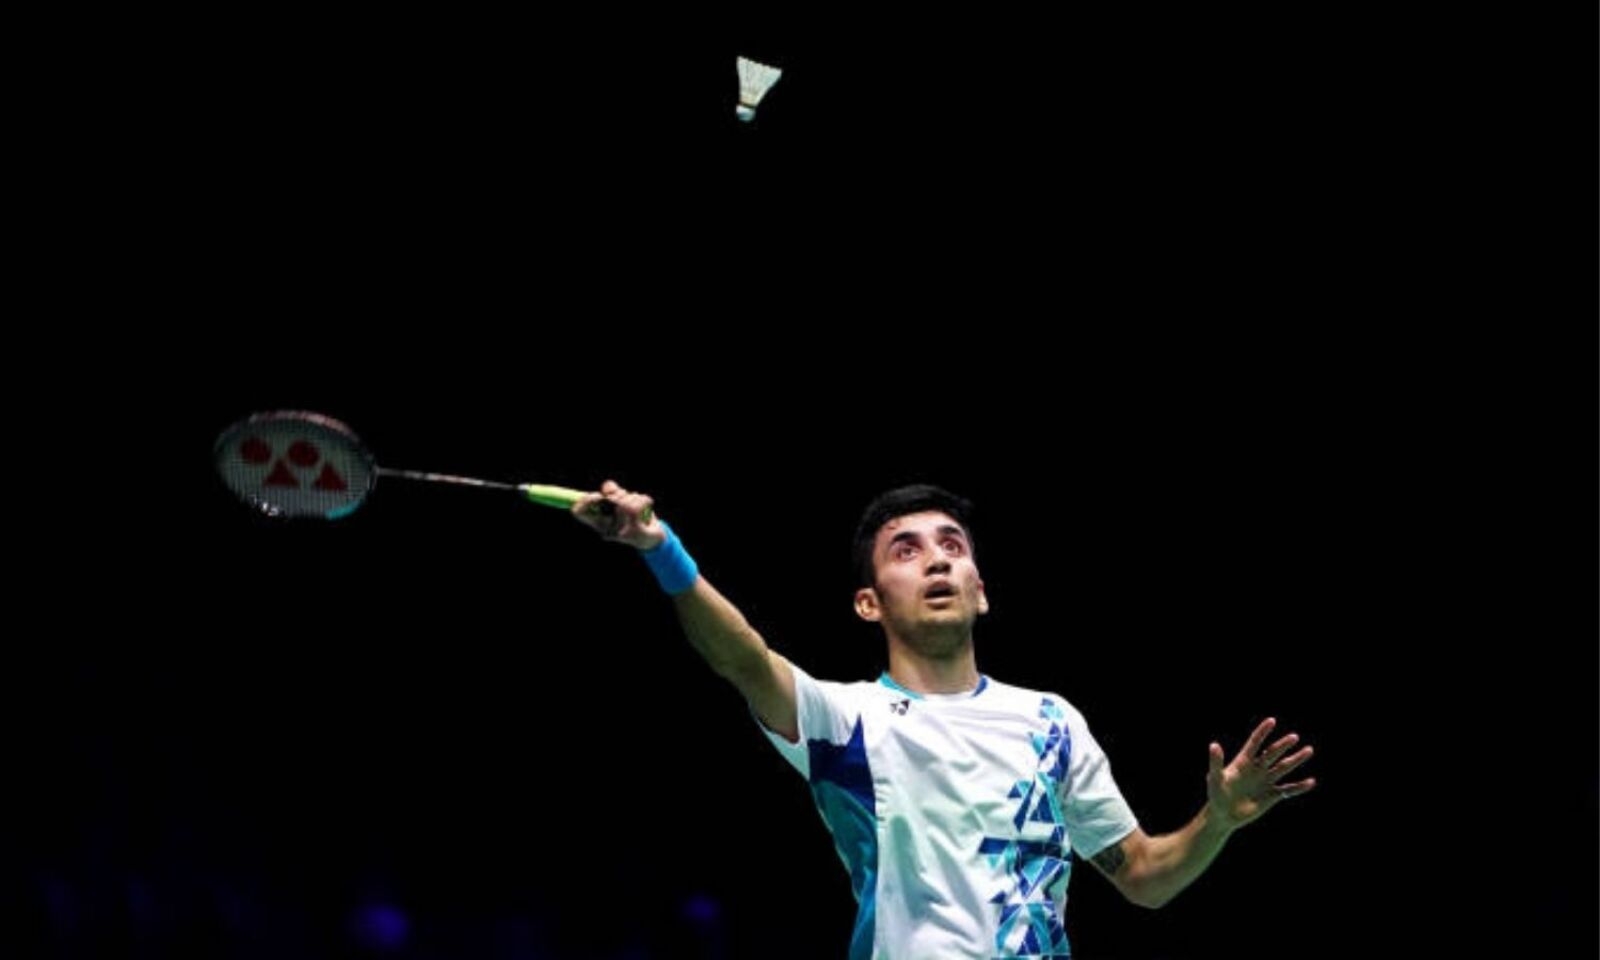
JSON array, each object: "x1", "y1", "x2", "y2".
[
  {"x1": 793, "y1": 666, "x2": 891, "y2": 710},
  {"x1": 981, "y1": 676, "x2": 1086, "y2": 718}
]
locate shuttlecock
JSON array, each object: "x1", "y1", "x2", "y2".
[{"x1": 736, "y1": 56, "x2": 782, "y2": 122}]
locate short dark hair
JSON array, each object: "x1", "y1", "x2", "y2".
[{"x1": 852, "y1": 484, "x2": 977, "y2": 589}]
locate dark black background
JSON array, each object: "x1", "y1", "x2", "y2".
[{"x1": 16, "y1": 6, "x2": 1593, "y2": 958}]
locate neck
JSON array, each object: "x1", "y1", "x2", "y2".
[{"x1": 885, "y1": 634, "x2": 980, "y2": 695}]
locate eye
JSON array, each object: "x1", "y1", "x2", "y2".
[
  {"x1": 893, "y1": 542, "x2": 918, "y2": 561},
  {"x1": 943, "y1": 538, "x2": 966, "y2": 556}
]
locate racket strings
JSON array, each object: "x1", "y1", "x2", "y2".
[{"x1": 215, "y1": 415, "x2": 375, "y2": 519}]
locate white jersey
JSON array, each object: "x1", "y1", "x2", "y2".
[{"x1": 760, "y1": 665, "x2": 1138, "y2": 959}]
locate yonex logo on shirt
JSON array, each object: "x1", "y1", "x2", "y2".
[{"x1": 889, "y1": 699, "x2": 910, "y2": 715}]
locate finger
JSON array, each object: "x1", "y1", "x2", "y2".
[
  {"x1": 1268, "y1": 746, "x2": 1315, "y2": 780},
  {"x1": 600, "y1": 487, "x2": 630, "y2": 518},
  {"x1": 573, "y1": 493, "x2": 609, "y2": 525},
  {"x1": 1273, "y1": 778, "x2": 1317, "y2": 800},
  {"x1": 593, "y1": 503, "x2": 617, "y2": 521},
  {"x1": 1208, "y1": 742, "x2": 1225, "y2": 778},
  {"x1": 1260, "y1": 733, "x2": 1300, "y2": 767},
  {"x1": 1239, "y1": 717, "x2": 1277, "y2": 762}
]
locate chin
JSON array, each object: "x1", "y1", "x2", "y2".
[{"x1": 903, "y1": 625, "x2": 973, "y2": 659}]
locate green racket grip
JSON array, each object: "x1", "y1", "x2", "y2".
[
  {"x1": 520, "y1": 484, "x2": 588, "y2": 509},
  {"x1": 522, "y1": 484, "x2": 654, "y2": 522}
]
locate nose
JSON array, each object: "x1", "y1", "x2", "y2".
[{"x1": 925, "y1": 555, "x2": 952, "y2": 575}]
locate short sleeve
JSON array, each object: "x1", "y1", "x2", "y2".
[{"x1": 756, "y1": 661, "x2": 863, "y2": 779}]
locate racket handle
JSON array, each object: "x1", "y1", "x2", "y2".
[
  {"x1": 521, "y1": 484, "x2": 654, "y2": 522},
  {"x1": 520, "y1": 484, "x2": 589, "y2": 509}
]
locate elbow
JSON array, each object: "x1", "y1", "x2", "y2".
[{"x1": 1121, "y1": 877, "x2": 1172, "y2": 911}]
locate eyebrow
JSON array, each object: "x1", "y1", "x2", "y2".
[{"x1": 886, "y1": 525, "x2": 968, "y2": 550}]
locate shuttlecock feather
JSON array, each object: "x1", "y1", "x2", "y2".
[{"x1": 736, "y1": 56, "x2": 782, "y2": 122}]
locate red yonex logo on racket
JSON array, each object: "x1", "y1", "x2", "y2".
[{"x1": 237, "y1": 434, "x2": 349, "y2": 491}]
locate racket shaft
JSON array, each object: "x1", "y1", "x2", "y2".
[
  {"x1": 377, "y1": 467, "x2": 520, "y2": 491},
  {"x1": 377, "y1": 469, "x2": 616, "y2": 517}
]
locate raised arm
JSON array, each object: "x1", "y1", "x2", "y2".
[{"x1": 573, "y1": 480, "x2": 798, "y2": 741}]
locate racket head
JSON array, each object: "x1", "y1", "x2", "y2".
[{"x1": 214, "y1": 411, "x2": 378, "y2": 519}]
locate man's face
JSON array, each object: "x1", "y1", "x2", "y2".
[{"x1": 855, "y1": 510, "x2": 988, "y2": 645}]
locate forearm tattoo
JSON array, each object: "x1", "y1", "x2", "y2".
[{"x1": 1091, "y1": 844, "x2": 1126, "y2": 875}]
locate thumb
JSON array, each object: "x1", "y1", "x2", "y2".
[{"x1": 1207, "y1": 742, "x2": 1225, "y2": 779}]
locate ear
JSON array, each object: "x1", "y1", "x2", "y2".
[
  {"x1": 976, "y1": 579, "x2": 989, "y2": 616},
  {"x1": 854, "y1": 586, "x2": 882, "y2": 622}
]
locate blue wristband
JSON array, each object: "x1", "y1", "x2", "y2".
[{"x1": 641, "y1": 521, "x2": 699, "y2": 595}]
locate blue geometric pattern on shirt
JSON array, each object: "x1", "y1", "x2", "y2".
[
  {"x1": 979, "y1": 697, "x2": 1076, "y2": 957},
  {"x1": 808, "y1": 717, "x2": 875, "y2": 815},
  {"x1": 808, "y1": 718, "x2": 879, "y2": 960}
]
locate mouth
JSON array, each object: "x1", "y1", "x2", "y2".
[{"x1": 924, "y1": 581, "x2": 957, "y2": 602}]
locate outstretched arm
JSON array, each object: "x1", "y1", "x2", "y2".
[
  {"x1": 1089, "y1": 718, "x2": 1316, "y2": 909},
  {"x1": 573, "y1": 480, "x2": 799, "y2": 741}
]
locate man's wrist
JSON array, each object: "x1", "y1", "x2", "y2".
[{"x1": 640, "y1": 521, "x2": 698, "y2": 595}]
